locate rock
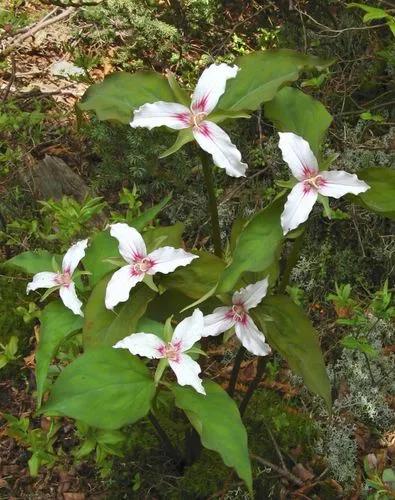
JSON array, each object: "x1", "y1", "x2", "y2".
[{"x1": 29, "y1": 155, "x2": 89, "y2": 201}]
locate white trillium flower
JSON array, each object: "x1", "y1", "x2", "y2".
[
  {"x1": 105, "y1": 223, "x2": 198, "y2": 310},
  {"x1": 26, "y1": 239, "x2": 88, "y2": 316},
  {"x1": 130, "y1": 63, "x2": 247, "y2": 178},
  {"x1": 114, "y1": 309, "x2": 206, "y2": 394},
  {"x1": 203, "y1": 278, "x2": 271, "y2": 356},
  {"x1": 279, "y1": 132, "x2": 370, "y2": 235}
]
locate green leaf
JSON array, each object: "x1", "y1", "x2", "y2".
[
  {"x1": 353, "y1": 167, "x2": 395, "y2": 220},
  {"x1": 208, "y1": 109, "x2": 251, "y2": 124},
  {"x1": 79, "y1": 72, "x2": 175, "y2": 124},
  {"x1": 159, "y1": 129, "x2": 194, "y2": 158},
  {"x1": 340, "y1": 335, "x2": 378, "y2": 357},
  {"x1": 348, "y1": 3, "x2": 390, "y2": 22},
  {"x1": 217, "y1": 49, "x2": 333, "y2": 112},
  {"x1": 130, "y1": 194, "x2": 172, "y2": 231},
  {"x1": 42, "y1": 348, "x2": 155, "y2": 429},
  {"x1": 171, "y1": 381, "x2": 252, "y2": 493},
  {"x1": 143, "y1": 222, "x2": 185, "y2": 252},
  {"x1": 160, "y1": 251, "x2": 225, "y2": 299},
  {"x1": 83, "y1": 231, "x2": 119, "y2": 287},
  {"x1": 254, "y1": 295, "x2": 331, "y2": 410},
  {"x1": 83, "y1": 278, "x2": 155, "y2": 349},
  {"x1": 166, "y1": 71, "x2": 190, "y2": 106},
  {"x1": 36, "y1": 301, "x2": 83, "y2": 406},
  {"x1": 217, "y1": 196, "x2": 284, "y2": 293},
  {"x1": 4, "y1": 250, "x2": 61, "y2": 274},
  {"x1": 265, "y1": 87, "x2": 332, "y2": 157}
]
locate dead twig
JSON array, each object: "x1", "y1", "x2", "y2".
[
  {"x1": 1, "y1": 54, "x2": 16, "y2": 103},
  {"x1": 251, "y1": 454, "x2": 303, "y2": 487},
  {"x1": 0, "y1": 7, "x2": 76, "y2": 58}
]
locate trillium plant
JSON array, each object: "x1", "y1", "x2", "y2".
[{"x1": 7, "y1": 48, "x2": 393, "y2": 494}]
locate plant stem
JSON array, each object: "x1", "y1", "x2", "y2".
[
  {"x1": 239, "y1": 357, "x2": 268, "y2": 416},
  {"x1": 227, "y1": 346, "x2": 246, "y2": 397},
  {"x1": 278, "y1": 230, "x2": 306, "y2": 294},
  {"x1": 148, "y1": 412, "x2": 183, "y2": 464},
  {"x1": 199, "y1": 150, "x2": 222, "y2": 257}
]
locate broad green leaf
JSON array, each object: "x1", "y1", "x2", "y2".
[
  {"x1": 5, "y1": 250, "x2": 61, "y2": 274},
  {"x1": 254, "y1": 295, "x2": 331, "y2": 409},
  {"x1": 130, "y1": 194, "x2": 172, "y2": 231},
  {"x1": 42, "y1": 348, "x2": 155, "y2": 429},
  {"x1": 166, "y1": 71, "x2": 190, "y2": 106},
  {"x1": 217, "y1": 49, "x2": 333, "y2": 112},
  {"x1": 265, "y1": 87, "x2": 332, "y2": 157},
  {"x1": 340, "y1": 335, "x2": 378, "y2": 357},
  {"x1": 353, "y1": 167, "x2": 395, "y2": 220},
  {"x1": 83, "y1": 231, "x2": 119, "y2": 287},
  {"x1": 217, "y1": 196, "x2": 284, "y2": 293},
  {"x1": 348, "y1": 3, "x2": 390, "y2": 22},
  {"x1": 79, "y1": 72, "x2": 175, "y2": 124},
  {"x1": 83, "y1": 278, "x2": 155, "y2": 349},
  {"x1": 143, "y1": 222, "x2": 185, "y2": 252},
  {"x1": 36, "y1": 301, "x2": 83, "y2": 406},
  {"x1": 208, "y1": 109, "x2": 251, "y2": 124},
  {"x1": 159, "y1": 129, "x2": 194, "y2": 158},
  {"x1": 160, "y1": 251, "x2": 225, "y2": 299},
  {"x1": 136, "y1": 317, "x2": 164, "y2": 338},
  {"x1": 171, "y1": 381, "x2": 252, "y2": 493}
]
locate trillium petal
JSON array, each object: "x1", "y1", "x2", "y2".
[
  {"x1": 202, "y1": 306, "x2": 234, "y2": 337},
  {"x1": 232, "y1": 278, "x2": 269, "y2": 311},
  {"x1": 130, "y1": 101, "x2": 191, "y2": 130},
  {"x1": 193, "y1": 121, "x2": 247, "y2": 178},
  {"x1": 62, "y1": 239, "x2": 88, "y2": 275},
  {"x1": 318, "y1": 170, "x2": 370, "y2": 199},
  {"x1": 110, "y1": 223, "x2": 147, "y2": 263},
  {"x1": 235, "y1": 316, "x2": 271, "y2": 356},
  {"x1": 191, "y1": 63, "x2": 239, "y2": 115},
  {"x1": 59, "y1": 283, "x2": 84, "y2": 316},
  {"x1": 281, "y1": 181, "x2": 318, "y2": 235},
  {"x1": 172, "y1": 309, "x2": 204, "y2": 352},
  {"x1": 105, "y1": 265, "x2": 144, "y2": 310},
  {"x1": 113, "y1": 332, "x2": 165, "y2": 359},
  {"x1": 169, "y1": 353, "x2": 206, "y2": 395},
  {"x1": 26, "y1": 272, "x2": 58, "y2": 293},
  {"x1": 278, "y1": 132, "x2": 319, "y2": 180},
  {"x1": 147, "y1": 247, "x2": 198, "y2": 275}
]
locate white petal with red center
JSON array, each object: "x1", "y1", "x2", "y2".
[
  {"x1": 27, "y1": 272, "x2": 58, "y2": 293},
  {"x1": 191, "y1": 63, "x2": 239, "y2": 115},
  {"x1": 232, "y1": 278, "x2": 269, "y2": 311},
  {"x1": 110, "y1": 223, "x2": 147, "y2": 263},
  {"x1": 281, "y1": 181, "x2": 318, "y2": 235},
  {"x1": 317, "y1": 170, "x2": 370, "y2": 199},
  {"x1": 147, "y1": 247, "x2": 198, "y2": 275},
  {"x1": 113, "y1": 333, "x2": 165, "y2": 359},
  {"x1": 193, "y1": 121, "x2": 247, "y2": 178},
  {"x1": 62, "y1": 239, "x2": 88, "y2": 274},
  {"x1": 171, "y1": 309, "x2": 204, "y2": 352},
  {"x1": 130, "y1": 101, "x2": 191, "y2": 130},
  {"x1": 235, "y1": 316, "x2": 271, "y2": 356},
  {"x1": 59, "y1": 282, "x2": 84, "y2": 316},
  {"x1": 202, "y1": 306, "x2": 235, "y2": 337},
  {"x1": 105, "y1": 265, "x2": 144, "y2": 310},
  {"x1": 278, "y1": 132, "x2": 319, "y2": 180},
  {"x1": 169, "y1": 353, "x2": 205, "y2": 395}
]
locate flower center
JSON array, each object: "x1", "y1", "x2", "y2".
[
  {"x1": 231, "y1": 304, "x2": 246, "y2": 323},
  {"x1": 132, "y1": 257, "x2": 153, "y2": 275},
  {"x1": 161, "y1": 342, "x2": 181, "y2": 362},
  {"x1": 191, "y1": 111, "x2": 207, "y2": 127},
  {"x1": 306, "y1": 174, "x2": 325, "y2": 189},
  {"x1": 55, "y1": 271, "x2": 72, "y2": 287}
]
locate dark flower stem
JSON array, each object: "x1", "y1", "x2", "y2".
[
  {"x1": 199, "y1": 150, "x2": 222, "y2": 257},
  {"x1": 239, "y1": 357, "x2": 269, "y2": 416},
  {"x1": 148, "y1": 412, "x2": 183, "y2": 464},
  {"x1": 278, "y1": 230, "x2": 306, "y2": 294},
  {"x1": 227, "y1": 346, "x2": 246, "y2": 397}
]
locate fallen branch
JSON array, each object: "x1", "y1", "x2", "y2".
[
  {"x1": 251, "y1": 454, "x2": 303, "y2": 487},
  {"x1": 0, "y1": 7, "x2": 76, "y2": 58}
]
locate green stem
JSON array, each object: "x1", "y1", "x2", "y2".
[
  {"x1": 199, "y1": 151, "x2": 222, "y2": 257},
  {"x1": 278, "y1": 231, "x2": 306, "y2": 294},
  {"x1": 239, "y1": 357, "x2": 268, "y2": 417},
  {"x1": 227, "y1": 346, "x2": 246, "y2": 397},
  {"x1": 148, "y1": 412, "x2": 183, "y2": 465}
]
